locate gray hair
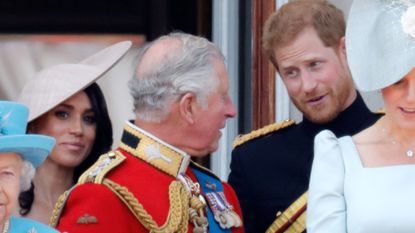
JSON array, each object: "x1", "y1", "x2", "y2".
[
  {"x1": 20, "y1": 160, "x2": 35, "y2": 192},
  {"x1": 128, "y1": 32, "x2": 225, "y2": 122}
]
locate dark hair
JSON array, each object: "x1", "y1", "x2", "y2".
[{"x1": 19, "y1": 82, "x2": 113, "y2": 215}]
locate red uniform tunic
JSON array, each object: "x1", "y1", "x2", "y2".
[{"x1": 51, "y1": 122, "x2": 244, "y2": 233}]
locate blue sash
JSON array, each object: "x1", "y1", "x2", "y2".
[{"x1": 192, "y1": 168, "x2": 231, "y2": 233}]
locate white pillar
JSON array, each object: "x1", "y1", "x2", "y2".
[{"x1": 211, "y1": 0, "x2": 239, "y2": 180}]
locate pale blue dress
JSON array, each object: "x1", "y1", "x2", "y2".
[
  {"x1": 8, "y1": 216, "x2": 59, "y2": 233},
  {"x1": 307, "y1": 130, "x2": 415, "y2": 233}
]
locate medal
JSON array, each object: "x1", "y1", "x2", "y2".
[{"x1": 205, "y1": 192, "x2": 242, "y2": 229}]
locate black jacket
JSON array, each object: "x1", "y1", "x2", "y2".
[{"x1": 228, "y1": 94, "x2": 380, "y2": 233}]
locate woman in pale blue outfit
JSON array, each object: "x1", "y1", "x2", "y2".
[
  {"x1": 307, "y1": 0, "x2": 415, "y2": 232},
  {"x1": 0, "y1": 101, "x2": 58, "y2": 233}
]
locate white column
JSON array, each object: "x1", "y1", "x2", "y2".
[{"x1": 211, "y1": 0, "x2": 239, "y2": 180}]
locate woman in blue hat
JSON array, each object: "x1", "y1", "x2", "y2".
[
  {"x1": 307, "y1": 1, "x2": 415, "y2": 232},
  {"x1": 0, "y1": 101, "x2": 58, "y2": 233}
]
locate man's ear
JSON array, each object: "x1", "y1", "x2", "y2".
[{"x1": 179, "y1": 93, "x2": 196, "y2": 124}]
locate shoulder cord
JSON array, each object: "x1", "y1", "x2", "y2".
[
  {"x1": 103, "y1": 179, "x2": 189, "y2": 233},
  {"x1": 50, "y1": 189, "x2": 71, "y2": 227},
  {"x1": 233, "y1": 119, "x2": 295, "y2": 148}
]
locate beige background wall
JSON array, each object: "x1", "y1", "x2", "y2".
[{"x1": 0, "y1": 36, "x2": 142, "y2": 147}]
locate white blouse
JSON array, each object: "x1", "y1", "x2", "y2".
[{"x1": 307, "y1": 130, "x2": 415, "y2": 233}]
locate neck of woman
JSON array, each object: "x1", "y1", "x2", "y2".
[
  {"x1": 34, "y1": 158, "x2": 74, "y2": 208},
  {"x1": 381, "y1": 116, "x2": 415, "y2": 143}
]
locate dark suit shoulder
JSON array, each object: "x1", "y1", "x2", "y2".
[{"x1": 232, "y1": 119, "x2": 295, "y2": 149}]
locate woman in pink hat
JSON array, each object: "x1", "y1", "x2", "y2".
[{"x1": 17, "y1": 41, "x2": 131, "y2": 224}]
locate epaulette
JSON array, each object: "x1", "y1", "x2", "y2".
[
  {"x1": 49, "y1": 151, "x2": 126, "y2": 227},
  {"x1": 266, "y1": 192, "x2": 307, "y2": 233},
  {"x1": 189, "y1": 160, "x2": 220, "y2": 181},
  {"x1": 232, "y1": 119, "x2": 295, "y2": 149},
  {"x1": 78, "y1": 150, "x2": 126, "y2": 184}
]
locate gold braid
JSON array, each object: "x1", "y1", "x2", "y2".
[
  {"x1": 103, "y1": 179, "x2": 189, "y2": 233},
  {"x1": 232, "y1": 119, "x2": 295, "y2": 148},
  {"x1": 49, "y1": 189, "x2": 71, "y2": 227}
]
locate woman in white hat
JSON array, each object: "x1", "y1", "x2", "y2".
[
  {"x1": 17, "y1": 41, "x2": 132, "y2": 224},
  {"x1": 307, "y1": 0, "x2": 415, "y2": 232},
  {"x1": 0, "y1": 101, "x2": 58, "y2": 232}
]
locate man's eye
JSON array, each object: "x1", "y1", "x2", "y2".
[
  {"x1": 284, "y1": 70, "x2": 298, "y2": 78},
  {"x1": 310, "y1": 61, "x2": 322, "y2": 68}
]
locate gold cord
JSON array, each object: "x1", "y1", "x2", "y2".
[
  {"x1": 49, "y1": 189, "x2": 71, "y2": 227},
  {"x1": 103, "y1": 179, "x2": 189, "y2": 233}
]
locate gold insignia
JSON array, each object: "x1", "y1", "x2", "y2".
[
  {"x1": 76, "y1": 214, "x2": 98, "y2": 224},
  {"x1": 78, "y1": 151, "x2": 126, "y2": 184},
  {"x1": 232, "y1": 119, "x2": 295, "y2": 149},
  {"x1": 120, "y1": 122, "x2": 190, "y2": 178}
]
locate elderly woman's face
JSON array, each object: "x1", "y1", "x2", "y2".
[{"x1": 0, "y1": 153, "x2": 22, "y2": 223}]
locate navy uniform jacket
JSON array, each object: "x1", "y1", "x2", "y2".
[{"x1": 228, "y1": 94, "x2": 380, "y2": 233}]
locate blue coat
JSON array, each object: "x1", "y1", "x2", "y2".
[{"x1": 8, "y1": 216, "x2": 58, "y2": 233}]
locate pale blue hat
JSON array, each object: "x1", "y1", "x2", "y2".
[
  {"x1": 0, "y1": 101, "x2": 55, "y2": 167},
  {"x1": 346, "y1": 0, "x2": 415, "y2": 92}
]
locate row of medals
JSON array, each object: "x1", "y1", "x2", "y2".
[{"x1": 178, "y1": 174, "x2": 242, "y2": 233}]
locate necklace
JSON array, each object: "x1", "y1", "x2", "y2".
[
  {"x1": 381, "y1": 127, "x2": 414, "y2": 157},
  {"x1": 2, "y1": 220, "x2": 9, "y2": 233}
]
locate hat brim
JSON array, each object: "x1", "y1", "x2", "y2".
[
  {"x1": 0, "y1": 135, "x2": 55, "y2": 167},
  {"x1": 19, "y1": 41, "x2": 132, "y2": 122},
  {"x1": 346, "y1": 0, "x2": 415, "y2": 91}
]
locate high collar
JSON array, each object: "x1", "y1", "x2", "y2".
[
  {"x1": 301, "y1": 93, "x2": 374, "y2": 138},
  {"x1": 119, "y1": 121, "x2": 191, "y2": 178}
]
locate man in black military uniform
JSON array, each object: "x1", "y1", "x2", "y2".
[{"x1": 228, "y1": 1, "x2": 381, "y2": 233}]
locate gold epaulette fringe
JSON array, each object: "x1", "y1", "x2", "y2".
[
  {"x1": 266, "y1": 192, "x2": 307, "y2": 233},
  {"x1": 232, "y1": 119, "x2": 295, "y2": 149}
]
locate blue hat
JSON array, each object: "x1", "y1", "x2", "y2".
[
  {"x1": 346, "y1": 0, "x2": 415, "y2": 92},
  {"x1": 0, "y1": 101, "x2": 55, "y2": 167}
]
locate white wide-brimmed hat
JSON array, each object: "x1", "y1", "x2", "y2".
[
  {"x1": 18, "y1": 41, "x2": 132, "y2": 122},
  {"x1": 346, "y1": 0, "x2": 415, "y2": 92}
]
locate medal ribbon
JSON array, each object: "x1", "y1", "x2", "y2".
[{"x1": 191, "y1": 168, "x2": 231, "y2": 233}]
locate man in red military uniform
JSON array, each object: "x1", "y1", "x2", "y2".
[{"x1": 51, "y1": 32, "x2": 244, "y2": 233}]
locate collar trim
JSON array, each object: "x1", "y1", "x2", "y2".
[{"x1": 119, "y1": 121, "x2": 190, "y2": 177}]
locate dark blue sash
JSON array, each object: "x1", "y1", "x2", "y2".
[{"x1": 192, "y1": 168, "x2": 231, "y2": 233}]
